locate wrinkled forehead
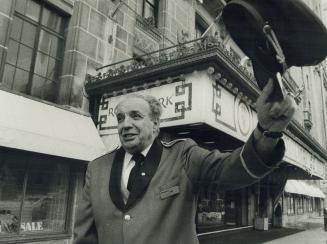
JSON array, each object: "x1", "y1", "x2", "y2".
[{"x1": 115, "y1": 97, "x2": 151, "y2": 114}]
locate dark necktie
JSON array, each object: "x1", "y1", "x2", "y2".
[{"x1": 127, "y1": 153, "x2": 145, "y2": 192}]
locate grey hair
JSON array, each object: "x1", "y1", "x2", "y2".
[{"x1": 115, "y1": 94, "x2": 163, "y2": 121}]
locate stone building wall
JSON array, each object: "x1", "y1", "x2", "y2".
[{"x1": 58, "y1": 0, "x2": 116, "y2": 110}]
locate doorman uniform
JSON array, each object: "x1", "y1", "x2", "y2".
[{"x1": 74, "y1": 134, "x2": 284, "y2": 244}]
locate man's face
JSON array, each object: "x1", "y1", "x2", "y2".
[{"x1": 115, "y1": 97, "x2": 159, "y2": 154}]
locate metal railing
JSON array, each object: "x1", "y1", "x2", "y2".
[{"x1": 86, "y1": 35, "x2": 255, "y2": 84}]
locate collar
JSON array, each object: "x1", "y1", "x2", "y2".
[{"x1": 124, "y1": 143, "x2": 152, "y2": 164}]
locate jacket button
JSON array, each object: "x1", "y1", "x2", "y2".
[{"x1": 124, "y1": 215, "x2": 131, "y2": 221}]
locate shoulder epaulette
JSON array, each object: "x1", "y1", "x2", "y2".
[{"x1": 161, "y1": 138, "x2": 187, "y2": 148}]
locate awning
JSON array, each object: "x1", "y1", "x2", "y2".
[
  {"x1": 284, "y1": 180, "x2": 325, "y2": 198},
  {"x1": 0, "y1": 90, "x2": 107, "y2": 161}
]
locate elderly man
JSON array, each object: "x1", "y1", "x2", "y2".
[{"x1": 74, "y1": 79, "x2": 295, "y2": 244}]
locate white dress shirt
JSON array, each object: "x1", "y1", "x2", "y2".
[{"x1": 121, "y1": 144, "x2": 152, "y2": 203}]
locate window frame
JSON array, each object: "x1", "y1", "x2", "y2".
[
  {"x1": 140, "y1": 0, "x2": 159, "y2": 27},
  {"x1": 0, "y1": 149, "x2": 76, "y2": 243},
  {"x1": 1, "y1": 0, "x2": 67, "y2": 102},
  {"x1": 195, "y1": 13, "x2": 208, "y2": 39}
]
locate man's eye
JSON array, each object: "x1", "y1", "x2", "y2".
[
  {"x1": 132, "y1": 114, "x2": 140, "y2": 119},
  {"x1": 130, "y1": 112, "x2": 143, "y2": 119}
]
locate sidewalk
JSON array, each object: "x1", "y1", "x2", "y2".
[
  {"x1": 199, "y1": 217, "x2": 326, "y2": 244},
  {"x1": 265, "y1": 217, "x2": 326, "y2": 244},
  {"x1": 265, "y1": 227, "x2": 326, "y2": 244}
]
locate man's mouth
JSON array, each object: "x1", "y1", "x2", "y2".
[{"x1": 122, "y1": 133, "x2": 137, "y2": 141}]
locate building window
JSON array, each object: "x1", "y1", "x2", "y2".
[
  {"x1": 195, "y1": 14, "x2": 208, "y2": 39},
  {"x1": 2, "y1": 0, "x2": 67, "y2": 103},
  {"x1": 0, "y1": 151, "x2": 72, "y2": 238},
  {"x1": 137, "y1": 0, "x2": 159, "y2": 27}
]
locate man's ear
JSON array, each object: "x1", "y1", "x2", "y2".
[{"x1": 153, "y1": 119, "x2": 160, "y2": 131}]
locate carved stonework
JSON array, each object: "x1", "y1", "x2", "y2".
[
  {"x1": 86, "y1": 36, "x2": 256, "y2": 88},
  {"x1": 143, "y1": 16, "x2": 155, "y2": 28},
  {"x1": 135, "y1": 16, "x2": 162, "y2": 41},
  {"x1": 133, "y1": 32, "x2": 157, "y2": 53},
  {"x1": 303, "y1": 110, "x2": 313, "y2": 131},
  {"x1": 177, "y1": 30, "x2": 189, "y2": 44}
]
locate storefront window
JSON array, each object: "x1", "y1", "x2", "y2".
[
  {"x1": 286, "y1": 195, "x2": 295, "y2": 215},
  {"x1": 308, "y1": 198, "x2": 313, "y2": 212},
  {"x1": 196, "y1": 189, "x2": 246, "y2": 229},
  {"x1": 0, "y1": 152, "x2": 71, "y2": 237},
  {"x1": 197, "y1": 193, "x2": 225, "y2": 227},
  {"x1": 296, "y1": 196, "x2": 304, "y2": 214},
  {"x1": 303, "y1": 197, "x2": 307, "y2": 213}
]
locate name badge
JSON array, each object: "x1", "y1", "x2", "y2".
[{"x1": 160, "y1": 186, "x2": 180, "y2": 199}]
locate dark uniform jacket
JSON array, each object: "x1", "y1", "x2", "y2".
[{"x1": 74, "y1": 134, "x2": 284, "y2": 244}]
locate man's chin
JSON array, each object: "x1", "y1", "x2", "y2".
[{"x1": 122, "y1": 141, "x2": 139, "y2": 153}]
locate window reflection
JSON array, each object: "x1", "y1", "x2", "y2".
[
  {"x1": 25, "y1": 0, "x2": 41, "y2": 22},
  {"x1": 2, "y1": 64, "x2": 15, "y2": 88},
  {"x1": 47, "y1": 58, "x2": 56, "y2": 80},
  {"x1": 21, "y1": 163, "x2": 69, "y2": 233},
  {"x1": 17, "y1": 45, "x2": 33, "y2": 71},
  {"x1": 0, "y1": 156, "x2": 25, "y2": 235},
  {"x1": 10, "y1": 16, "x2": 23, "y2": 41},
  {"x1": 13, "y1": 68, "x2": 29, "y2": 93},
  {"x1": 38, "y1": 30, "x2": 51, "y2": 55},
  {"x1": 34, "y1": 52, "x2": 49, "y2": 77},
  {"x1": 6, "y1": 41, "x2": 19, "y2": 66},
  {"x1": 21, "y1": 21, "x2": 36, "y2": 48},
  {"x1": 15, "y1": 0, "x2": 27, "y2": 15},
  {"x1": 30, "y1": 74, "x2": 44, "y2": 98}
]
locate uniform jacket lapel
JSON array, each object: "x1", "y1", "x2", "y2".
[
  {"x1": 109, "y1": 147, "x2": 125, "y2": 211},
  {"x1": 125, "y1": 138, "x2": 163, "y2": 210}
]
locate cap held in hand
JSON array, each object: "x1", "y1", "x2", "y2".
[{"x1": 222, "y1": 0, "x2": 327, "y2": 101}]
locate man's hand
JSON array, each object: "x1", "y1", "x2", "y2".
[
  {"x1": 256, "y1": 79, "x2": 296, "y2": 132},
  {"x1": 253, "y1": 78, "x2": 296, "y2": 164}
]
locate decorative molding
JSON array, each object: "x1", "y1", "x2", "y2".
[
  {"x1": 135, "y1": 16, "x2": 162, "y2": 41},
  {"x1": 303, "y1": 110, "x2": 313, "y2": 131},
  {"x1": 100, "y1": 74, "x2": 185, "y2": 99},
  {"x1": 288, "y1": 120, "x2": 327, "y2": 162},
  {"x1": 134, "y1": 32, "x2": 157, "y2": 53},
  {"x1": 212, "y1": 84, "x2": 237, "y2": 132},
  {"x1": 86, "y1": 35, "x2": 258, "y2": 101},
  {"x1": 207, "y1": 66, "x2": 256, "y2": 109}
]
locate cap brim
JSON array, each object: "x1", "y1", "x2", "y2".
[{"x1": 223, "y1": 0, "x2": 327, "y2": 76}]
